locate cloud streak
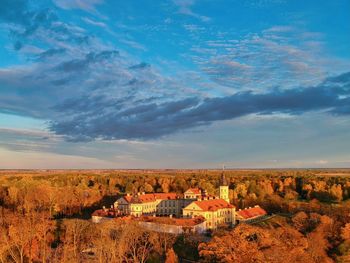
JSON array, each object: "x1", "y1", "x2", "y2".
[
  {"x1": 53, "y1": 0, "x2": 104, "y2": 12},
  {"x1": 49, "y1": 72, "x2": 350, "y2": 141},
  {"x1": 189, "y1": 26, "x2": 350, "y2": 92}
]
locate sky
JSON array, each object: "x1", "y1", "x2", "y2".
[{"x1": 0, "y1": 0, "x2": 350, "y2": 169}]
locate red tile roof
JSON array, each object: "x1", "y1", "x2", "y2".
[
  {"x1": 138, "y1": 194, "x2": 157, "y2": 203},
  {"x1": 192, "y1": 199, "x2": 234, "y2": 211},
  {"x1": 237, "y1": 206, "x2": 267, "y2": 220},
  {"x1": 153, "y1": 193, "x2": 178, "y2": 200},
  {"x1": 185, "y1": 188, "x2": 202, "y2": 195},
  {"x1": 122, "y1": 193, "x2": 178, "y2": 204}
]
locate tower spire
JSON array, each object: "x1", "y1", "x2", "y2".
[
  {"x1": 221, "y1": 164, "x2": 228, "y2": 186},
  {"x1": 219, "y1": 164, "x2": 229, "y2": 203}
]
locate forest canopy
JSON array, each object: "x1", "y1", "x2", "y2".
[{"x1": 0, "y1": 169, "x2": 350, "y2": 262}]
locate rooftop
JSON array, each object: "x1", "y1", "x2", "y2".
[
  {"x1": 184, "y1": 188, "x2": 202, "y2": 195},
  {"x1": 122, "y1": 192, "x2": 179, "y2": 204},
  {"x1": 237, "y1": 206, "x2": 267, "y2": 219},
  {"x1": 192, "y1": 199, "x2": 234, "y2": 211}
]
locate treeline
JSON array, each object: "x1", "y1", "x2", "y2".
[
  {"x1": 1, "y1": 170, "x2": 350, "y2": 216},
  {"x1": 0, "y1": 169, "x2": 350, "y2": 262}
]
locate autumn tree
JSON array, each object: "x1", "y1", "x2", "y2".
[
  {"x1": 59, "y1": 219, "x2": 92, "y2": 262},
  {"x1": 306, "y1": 215, "x2": 334, "y2": 263},
  {"x1": 341, "y1": 223, "x2": 350, "y2": 241},
  {"x1": 165, "y1": 248, "x2": 178, "y2": 263},
  {"x1": 118, "y1": 221, "x2": 153, "y2": 263},
  {"x1": 337, "y1": 223, "x2": 350, "y2": 262},
  {"x1": 199, "y1": 224, "x2": 266, "y2": 263},
  {"x1": 0, "y1": 210, "x2": 53, "y2": 263},
  {"x1": 292, "y1": 211, "x2": 309, "y2": 233},
  {"x1": 92, "y1": 220, "x2": 127, "y2": 263}
]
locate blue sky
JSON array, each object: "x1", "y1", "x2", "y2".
[{"x1": 0, "y1": 0, "x2": 350, "y2": 168}]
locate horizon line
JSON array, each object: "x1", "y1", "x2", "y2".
[{"x1": 1, "y1": 167, "x2": 350, "y2": 171}]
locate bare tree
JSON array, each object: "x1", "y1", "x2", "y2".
[{"x1": 119, "y1": 222, "x2": 153, "y2": 263}]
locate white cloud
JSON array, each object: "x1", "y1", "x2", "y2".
[
  {"x1": 53, "y1": 0, "x2": 104, "y2": 12},
  {"x1": 188, "y1": 26, "x2": 350, "y2": 91},
  {"x1": 173, "y1": 0, "x2": 211, "y2": 22},
  {"x1": 82, "y1": 17, "x2": 107, "y2": 28}
]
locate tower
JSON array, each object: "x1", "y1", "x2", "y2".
[{"x1": 219, "y1": 166, "x2": 230, "y2": 203}]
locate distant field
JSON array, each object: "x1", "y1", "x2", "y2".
[
  {"x1": 316, "y1": 173, "x2": 350, "y2": 176},
  {"x1": 0, "y1": 168, "x2": 350, "y2": 178}
]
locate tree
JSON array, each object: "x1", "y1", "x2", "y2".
[
  {"x1": 149, "y1": 230, "x2": 176, "y2": 260},
  {"x1": 92, "y1": 220, "x2": 126, "y2": 263},
  {"x1": 165, "y1": 248, "x2": 178, "y2": 263},
  {"x1": 292, "y1": 211, "x2": 309, "y2": 233},
  {"x1": 329, "y1": 184, "x2": 343, "y2": 202},
  {"x1": 60, "y1": 219, "x2": 91, "y2": 262},
  {"x1": 199, "y1": 225, "x2": 266, "y2": 263},
  {"x1": 341, "y1": 223, "x2": 350, "y2": 241},
  {"x1": 119, "y1": 221, "x2": 153, "y2": 263},
  {"x1": 284, "y1": 189, "x2": 299, "y2": 200},
  {"x1": 234, "y1": 183, "x2": 248, "y2": 199},
  {"x1": 306, "y1": 215, "x2": 334, "y2": 263},
  {"x1": 144, "y1": 183, "x2": 154, "y2": 193},
  {"x1": 0, "y1": 210, "x2": 53, "y2": 263}
]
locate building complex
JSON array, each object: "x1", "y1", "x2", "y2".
[{"x1": 92, "y1": 174, "x2": 267, "y2": 233}]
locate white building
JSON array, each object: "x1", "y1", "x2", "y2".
[
  {"x1": 183, "y1": 198, "x2": 235, "y2": 229},
  {"x1": 93, "y1": 173, "x2": 246, "y2": 232}
]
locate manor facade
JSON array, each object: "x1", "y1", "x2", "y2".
[
  {"x1": 113, "y1": 174, "x2": 236, "y2": 229},
  {"x1": 93, "y1": 174, "x2": 267, "y2": 231}
]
